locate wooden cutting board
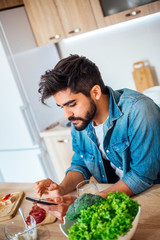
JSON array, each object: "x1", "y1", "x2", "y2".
[
  {"x1": 0, "y1": 191, "x2": 24, "y2": 221},
  {"x1": 37, "y1": 212, "x2": 56, "y2": 226},
  {"x1": 26, "y1": 203, "x2": 57, "y2": 226},
  {"x1": 132, "y1": 61, "x2": 155, "y2": 93}
]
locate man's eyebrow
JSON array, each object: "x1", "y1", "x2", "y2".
[{"x1": 56, "y1": 99, "x2": 75, "y2": 107}]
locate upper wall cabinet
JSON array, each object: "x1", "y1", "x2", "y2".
[
  {"x1": 23, "y1": 0, "x2": 65, "y2": 46},
  {"x1": 90, "y1": 0, "x2": 160, "y2": 28},
  {"x1": 0, "y1": 0, "x2": 23, "y2": 10},
  {"x1": 22, "y1": 0, "x2": 160, "y2": 46},
  {"x1": 23, "y1": 0, "x2": 97, "y2": 46},
  {"x1": 54, "y1": 0, "x2": 97, "y2": 38}
]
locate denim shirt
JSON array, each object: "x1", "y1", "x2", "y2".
[{"x1": 66, "y1": 87, "x2": 160, "y2": 195}]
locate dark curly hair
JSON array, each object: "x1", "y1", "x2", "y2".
[{"x1": 38, "y1": 54, "x2": 107, "y2": 104}]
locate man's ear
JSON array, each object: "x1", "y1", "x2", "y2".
[{"x1": 90, "y1": 85, "x2": 101, "y2": 101}]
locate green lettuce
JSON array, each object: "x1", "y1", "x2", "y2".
[{"x1": 68, "y1": 191, "x2": 140, "y2": 240}]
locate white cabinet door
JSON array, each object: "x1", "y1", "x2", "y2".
[
  {"x1": 0, "y1": 149, "x2": 46, "y2": 182},
  {"x1": 43, "y1": 134, "x2": 73, "y2": 183},
  {"x1": 41, "y1": 125, "x2": 73, "y2": 183}
]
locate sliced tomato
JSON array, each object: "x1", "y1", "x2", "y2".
[{"x1": 2, "y1": 194, "x2": 11, "y2": 202}]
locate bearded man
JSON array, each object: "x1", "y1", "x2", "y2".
[{"x1": 34, "y1": 54, "x2": 160, "y2": 220}]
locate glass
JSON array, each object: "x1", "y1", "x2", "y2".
[
  {"x1": 4, "y1": 215, "x2": 37, "y2": 240},
  {"x1": 76, "y1": 179, "x2": 99, "y2": 196}
]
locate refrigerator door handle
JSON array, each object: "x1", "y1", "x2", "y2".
[{"x1": 20, "y1": 105, "x2": 37, "y2": 145}]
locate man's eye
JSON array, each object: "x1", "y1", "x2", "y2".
[{"x1": 69, "y1": 103, "x2": 76, "y2": 107}]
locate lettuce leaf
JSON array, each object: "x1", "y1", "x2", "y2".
[{"x1": 68, "y1": 191, "x2": 140, "y2": 240}]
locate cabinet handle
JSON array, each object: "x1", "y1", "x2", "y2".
[
  {"x1": 68, "y1": 28, "x2": 81, "y2": 34},
  {"x1": 125, "y1": 10, "x2": 141, "y2": 17},
  {"x1": 57, "y1": 139, "x2": 69, "y2": 143},
  {"x1": 49, "y1": 34, "x2": 60, "y2": 40}
]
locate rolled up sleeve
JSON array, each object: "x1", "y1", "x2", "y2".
[
  {"x1": 65, "y1": 151, "x2": 91, "y2": 179},
  {"x1": 123, "y1": 97, "x2": 160, "y2": 194},
  {"x1": 122, "y1": 171, "x2": 153, "y2": 194}
]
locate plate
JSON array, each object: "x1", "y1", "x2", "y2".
[{"x1": 59, "y1": 207, "x2": 141, "y2": 239}]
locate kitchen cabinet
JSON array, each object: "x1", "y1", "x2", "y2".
[
  {"x1": 23, "y1": 0, "x2": 65, "y2": 46},
  {"x1": 0, "y1": 0, "x2": 23, "y2": 10},
  {"x1": 40, "y1": 124, "x2": 73, "y2": 183},
  {"x1": 23, "y1": 0, "x2": 97, "y2": 46},
  {"x1": 54, "y1": 0, "x2": 97, "y2": 38},
  {"x1": 90, "y1": 0, "x2": 160, "y2": 28}
]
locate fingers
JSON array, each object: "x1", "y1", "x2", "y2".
[
  {"x1": 36, "y1": 195, "x2": 77, "y2": 221},
  {"x1": 53, "y1": 195, "x2": 77, "y2": 204},
  {"x1": 33, "y1": 178, "x2": 54, "y2": 197},
  {"x1": 33, "y1": 180, "x2": 45, "y2": 196},
  {"x1": 48, "y1": 183, "x2": 58, "y2": 191},
  {"x1": 39, "y1": 189, "x2": 63, "y2": 199}
]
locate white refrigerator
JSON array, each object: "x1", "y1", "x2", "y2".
[{"x1": 0, "y1": 23, "x2": 62, "y2": 183}]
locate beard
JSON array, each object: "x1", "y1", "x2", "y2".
[{"x1": 68, "y1": 98, "x2": 97, "y2": 131}]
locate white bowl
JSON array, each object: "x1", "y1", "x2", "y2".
[{"x1": 59, "y1": 207, "x2": 141, "y2": 240}]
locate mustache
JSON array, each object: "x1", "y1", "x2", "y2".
[{"x1": 68, "y1": 117, "x2": 84, "y2": 121}]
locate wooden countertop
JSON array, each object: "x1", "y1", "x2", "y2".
[{"x1": 0, "y1": 183, "x2": 160, "y2": 240}]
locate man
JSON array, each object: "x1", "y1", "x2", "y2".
[{"x1": 34, "y1": 54, "x2": 160, "y2": 220}]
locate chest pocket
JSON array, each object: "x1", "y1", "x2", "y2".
[
  {"x1": 111, "y1": 138, "x2": 130, "y2": 152},
  {"x1": 81, "y1": 151, "x2": 97, "y2": 171},
  {"x1": 82, "y1": 151, "x2": 95, "y2": 162},
  {"x1": 111, "y1": 139, "x2": 131, "y2": 173}
]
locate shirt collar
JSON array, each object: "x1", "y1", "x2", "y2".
[{"x1": 86, "y1": 86, "x2": 123, "y2": 134}]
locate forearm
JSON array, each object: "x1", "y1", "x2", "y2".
[
  {"x1": 98, "y1": 180, "x2": 134, "y2": 198},
  {"x1": 60, "y1": 171, "x2": 85, "y2": 195}
]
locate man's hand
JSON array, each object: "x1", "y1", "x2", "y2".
[
  {"x1": 37, "y1": 195, "x2": 77, "y2": 221},
  {"x1": 33, "y1": 178, "x2": 65, "y2": 198}
]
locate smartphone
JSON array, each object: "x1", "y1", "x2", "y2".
[{"x1": 26, "y1": 197, "x2": 58, "y2": 205}]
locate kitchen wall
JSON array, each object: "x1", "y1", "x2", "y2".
[{"x1": 58, "y1": 12, "x2": 160, "y2": 91}]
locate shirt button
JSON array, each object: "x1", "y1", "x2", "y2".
[
  {"x1": 81, "y1": 155, "x2": 83, "y2": 158},
  {"x1": 106, "y1": 149, "x2": 109, "y2": 153},
  {"x1": 102, "y1": 175, "x2": 104, "y2": 178},
  {"x1": 99, "y1": 161, "x2": 101, "y2": 163},
  {"x1": 119, "y1": 166, "x2": 121, "y2": 169}
]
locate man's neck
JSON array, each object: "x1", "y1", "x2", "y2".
[{"x1": 93, "y1": 94, "x2": 110, "y2": 126}]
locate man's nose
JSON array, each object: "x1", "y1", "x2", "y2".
[{"x1": 64, "y1": 107, "x2": 73, "y2": 119}]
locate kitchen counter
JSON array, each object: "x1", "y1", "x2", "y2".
[
  {"x1": 0, "y1": 183, "x2": 160, "y2": 240},
  {"x1": 40, "y1": 123, "x2": 71, "y2": 137}
]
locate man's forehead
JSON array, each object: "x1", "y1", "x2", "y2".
[{"x1": 54, "y1": 89, "x2": 77, "y2": 106}]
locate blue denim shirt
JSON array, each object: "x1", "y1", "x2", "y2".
[{"x1": 66, "y1": 87, "x2": 160, "y2": 195}]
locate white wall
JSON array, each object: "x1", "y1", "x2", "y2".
[{"x1": 58, "y1": 12, "x2": 160, "y2": 90}]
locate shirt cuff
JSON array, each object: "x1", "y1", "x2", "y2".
[
  {"x1": 65, "y1": 165, "x2": 91, "y2": 180},
  {"x1": 122, "y1": 171, "x2": 153, "y2": 195}
]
